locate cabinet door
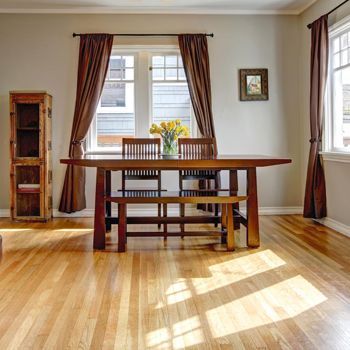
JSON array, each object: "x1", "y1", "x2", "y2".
[
  {"x1": 12, "y1": 102, "x2": 43, "y2": 159},
  {"x1": 13, "y1": 164, "x2": 42, "y2": 218}
]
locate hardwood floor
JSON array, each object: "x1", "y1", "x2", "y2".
[{"x1": 0, "y1": 216, "x2": 350, "y2": 349}]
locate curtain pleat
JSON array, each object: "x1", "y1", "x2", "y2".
[{"x1": 59, "y1": 34, "x2": 113, "y2": 213}]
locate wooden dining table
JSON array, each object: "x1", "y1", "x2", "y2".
[{"x1": 61, "y1": 154, "x2": 291, "y2": 250}]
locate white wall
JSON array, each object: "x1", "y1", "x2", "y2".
[
  {"x1": 299, "y1": 0, "x2": 350, "y2": 226},
  {"x1": 0, "y1": 14, "x2": 301, "y2": 211}
]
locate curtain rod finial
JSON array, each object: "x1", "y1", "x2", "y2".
[
  {"x1": 72, "y1": 33, "x2": 77, "y2": 37},
  {"x1": 209, "y1": 33, "x2": 214, "y2": 37}
]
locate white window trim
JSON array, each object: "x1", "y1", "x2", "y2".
[
  {"x1": 321, "y1": 151, "x2": 350, "y2": 163},
  {"x1": 324, "y1": 15, "x2": 350, "y2": 158},
  {"x1": 86, "y1": 45, "x2": 196, "y2": 155}
]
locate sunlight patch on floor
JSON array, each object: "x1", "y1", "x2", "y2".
[
  {"x1": 192, "y1": 249, "x2": 286, "y2": 295},
  {"x1": 146, "y1": 316, "x2": 204, "y2": 349},
  {"x1": 205, "y1": 275, "x2": 327, "y2": 337}
]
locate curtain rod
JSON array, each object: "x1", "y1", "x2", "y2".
[
  {"x1": 72, "y1": 32, "x2": 214, "y2": 38},
  {"x1": 307, "y1": 0, "x2": 349, "y2": 28}
]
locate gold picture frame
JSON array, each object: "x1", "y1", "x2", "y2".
[{"x1": 239, "y1": 69, "x2": 269, "y2": 101}]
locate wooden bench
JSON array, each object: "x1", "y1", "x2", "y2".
[{"x1": 106, "y1": 190, "x2": 247, "y2": 252}]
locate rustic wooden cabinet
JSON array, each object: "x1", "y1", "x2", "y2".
[{"x1": 10, "y1": 92, "x2": 53, "y2": 221}]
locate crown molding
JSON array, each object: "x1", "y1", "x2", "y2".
[{"x1": 0, "y1": 7, "x2": 306, "y2": 15}]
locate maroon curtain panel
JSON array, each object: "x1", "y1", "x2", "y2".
[
  {"x1": 59, "y1": 34, "x2": 113, "y2": 213},
  {"x1": 178, "y1": 34, "x2": 219, "y2": 210},
  {"x1": 178, "y1": 34, "x2": 217, "y2": 146},
  {"x1": 303, "y1": 15, "x2": 328, "y2": 219}
]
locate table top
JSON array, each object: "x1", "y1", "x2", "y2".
[{"x1": 60, "y1": 154, "x2": 292, "y2": 170}]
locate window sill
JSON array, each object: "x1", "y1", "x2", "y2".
[{"x1": 320, "y1": 151, "x2": 350, "y2": 164}]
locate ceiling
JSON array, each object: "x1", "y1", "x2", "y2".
[{"x1": 0, "y1": 0, "x2": 317, "y2": 14}]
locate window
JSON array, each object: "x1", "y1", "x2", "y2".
[
  {"x1": 326, "y1": 19, "x2": 350, "y2": 152},
  {"x1": 87, "y1": 48, "x2": 194, "y2": 153},
  {"x1": 151, "y1": 55, "x2": 192, "y2": 133}
]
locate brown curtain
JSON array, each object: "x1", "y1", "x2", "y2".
[
  {"x1": 178, "y1": 34, "x2": 217, "y2": 145},
  {"x1": 178, "y1": 34, "x2": 218, "y2": 210},
  {"x1": 303, "y1": 15, "x2": 328, "y2": 219},
  {"x1": 59, "y1": 34, "x2": 113, "y2": 213}
]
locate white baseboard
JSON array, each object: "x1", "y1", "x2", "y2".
[
  {"x1": 0, "y1": 207, "x2": 303, "y2": 218},
  {"x1": 315, "y1": 217, "x2": 350, "y2": 238},
  {"x1": 0, "y1": 209, "x2": 10, "y2": 217}
]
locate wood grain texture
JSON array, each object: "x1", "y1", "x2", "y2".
[{"x1": 1, "y1": 215, "x2": 349, "y2": 349}]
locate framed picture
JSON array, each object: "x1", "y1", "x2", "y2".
[{"x1": 239, "y1": 69, "x2": 269, "y2": 101}]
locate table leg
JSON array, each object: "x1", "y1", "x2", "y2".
[
  {"x1": 229, "y1": 170, "x2": 240, "y2": 230},
  {"x1": 93, "y1": 167, "x2": 106, "y2": 250},
  {"x1": 246, "y1": 168, "x2": 260, "y2": 248},
  {"x1": 118, "y1": 203, "x2": 126, "y2": 252},
  {"x1": 105, "y1": 170, "x2": 112, "y2": 232}
]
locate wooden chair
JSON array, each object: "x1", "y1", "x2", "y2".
[
  {"x1": 122, "y1": 138, "x2": 167, "y2": 235},
  {"x1": 178, "y1": 138, "x2": 220, "y2": 234}
]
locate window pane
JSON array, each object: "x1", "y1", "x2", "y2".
[
  {"x1": 124, "y1": 56, "x2": 134, "y2": 68},
  {"x1": 97, "y1": 82, "x2": 135, "y2": 147},
  {"x1": 165, "y1": 55, "x2": 177, "y2": 68},
  {"x1": 110, "y1": 57, "x2": 123, "y2": 69},
  {"x1": 342, "y1": 50, "x2": 349, "y2": 66},
  {"x1": 178, "y1": 68, "x2": 186, "y2": 80},
  {"x1": 334, "y1": 53, "x2": 340, "y2": 69},
  {"x1": 124, "y1": 68, "x2": 134, "y2": 80},
  {"x1": 165, "y1": 68, "x2": 178, "y2": 80},
  {"x1": 152, "y1": 56, "x2": 164, "y2": 68},
  {"x1": 341, "y1": 33, "x2": 348, "y2": 49},
  {"x1": 152, "y1": 82, "x2": 191, "y2": 133},
  {"x1": 152, "y1": 68, "x2": 164, "y2": 80},
  {"x1": 333, "y1": 37, "x2": 340, "y2": 53},
  {"x1": 333, "y1": 67, "x2": 350, "y2": 149},
  {"x1": 101, "y1": 82, "x2": 126, "y2": 107},
  {"x1": 110, "y1": 69, "x2": 124, "y2": 80},
  {"x1": 178, "y1": 56, "x2": 184, "y2": 67}
]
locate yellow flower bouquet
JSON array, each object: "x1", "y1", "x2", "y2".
[{"x1": 149, "y1": 120, "x2": 189, "y2": 155}]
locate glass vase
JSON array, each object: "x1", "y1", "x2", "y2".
[{"x1": 162, "y1": 137, "x2": 178, "y2": 156}]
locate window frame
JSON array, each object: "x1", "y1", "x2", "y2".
[
  {"x1": 324, "y1": 15, "x2": 350, "y2": 156},
  {"x1": 86, "y1": 45, "x2": 196, "y2": 155}
]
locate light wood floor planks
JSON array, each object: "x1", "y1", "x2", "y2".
[{"x1": 0, "y1": 216, "x2": 350, "y2": 349}]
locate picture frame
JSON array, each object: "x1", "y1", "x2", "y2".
[{"x1": 239, "y1": 69, "x2": 269, "y2": 101}]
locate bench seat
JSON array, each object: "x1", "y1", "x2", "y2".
[{"x1": 106, "y1": 189, "x2": 247, "y2": 253}]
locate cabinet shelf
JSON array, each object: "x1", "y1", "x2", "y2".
[{"x1": 17, "y1": 188, "x2": 41, "y2": 194}]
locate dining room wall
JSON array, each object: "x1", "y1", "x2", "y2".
[{"x1": 0, "y1": 13, "x2": 301, "y2": 213}]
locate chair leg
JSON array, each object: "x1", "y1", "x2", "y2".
[
  {"x1": 214, "y1": 203, "x2": 219, "y2": 228},
  {"x1": 221, "y1": 204, "x2": 227, "y2": 244},
  {"x1": 180, "y1": 203, "x2": 185, "y2": 239},
  {"x1": 227, "y1": 203, "x2": 235, "y2": 251},
  {"x1": 158, "y1": 203, "x2": 161, "y2": 229},
  {"x1": 118, "y1": 203, "x2": 127, "y2": 253},
  {"x1": 105, "y1": 170, "x2": 112, "y2": 232},
  {"x1": 163, "y1": 203, "x2": 167, "y2": 240}
]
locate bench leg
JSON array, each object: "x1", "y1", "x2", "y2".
[
  {"x1": 118, "y1": 203, "x2": 127, "y2": 253},
  {"x1": 227, "y1": 203, "x2": 235, "y2": 251},
  {"x1": 163, "y1": 203, "x2": 167, "y2": 240},
  {"x1": 180, "y1": 203, "x2": 185, "y2": 239}
]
